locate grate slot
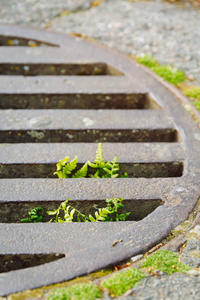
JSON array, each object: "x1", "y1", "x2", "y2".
[
  {"x1": 0, "y1": 129, "x2": 179, "y2": 143},
  {"x1": 0, "y1": 254, "x2": 65, "y2": 274},
  {"x1": 0, "y1": 199, "x2": 163, "y2": 223},
  {"x1": 0, "y1": 109, "x2": 179, "y2": 143},
  {"x1": 0, "y1": 63, "x2": 123, "y2": 76},
  {"x1": 0, "y1": 36, "x2": 57, "y2": 47},
  {"x1": 0, "y1": 93, "x2": 161, "y2": 109},
  {"x1": 0, "y1": 162, "x2": 183, "y2": 178}
]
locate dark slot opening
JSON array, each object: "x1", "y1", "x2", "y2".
[
  {"x1": 0, "y1": 253, "x2": 65, "y2": 273},
  {"x1": 0, "y1": 129, "x2": 179, "y2": 143},
  {"x1": 0, "y1": 36, "x2": 57, "y2": 47},
  {"x1": 0, "y1": 199, "x2": 164, "y2": 223},
  {"x1": 0, "y1": 63, "x2": 123, "y2": 76},
  {"x1": 0, "y1": 162, "x2": 183, "y2": 178},
  {"x1": 0, "y1": 93, "x2": 161, "y2": 110}
]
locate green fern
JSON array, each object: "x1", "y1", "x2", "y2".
[
  {"x1": 54, "y1": 157, "x2": 69, "y2": 178},
  {"x1": 72, "y1": 162, "x2": 88, "y2": 178},
  {"x1": 63, "y1": 156, "x2": 78, "y2": 177},
  {"x1": 103, "y1": 156, "x2": 119, "y2": 178},
  {"x1": 88, "y1": 207, "x2": 113, "y2": 222},
  {"x1": 47, "y1": 200, "x2": 87, "y2": 223},
  {"x1": 54, "y1": 143, "x2": 124, "y2": 179},
  {"x1": 22, "y1": 198, "x2": 131, "y2": 223},
  {"x1": 54, "y1": 156, "x2": 78, "y2": 178},
  {"x1": 21, "y1": 207, "x2": 44, "y2": 223},
  {"x1": 88, "y1": 143, "x2": 106, "y2": 169}
]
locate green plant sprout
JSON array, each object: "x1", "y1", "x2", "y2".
[
  {"x1": 21, "y1": 207, "x2": 44, "y2": 223},
  {"x1": 136, "y1": 54, "x2": 185, "y2": 85}
]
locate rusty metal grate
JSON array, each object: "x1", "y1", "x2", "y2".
[{"x1": 0, "y1": 25, "x2": 200, "y2": 296}]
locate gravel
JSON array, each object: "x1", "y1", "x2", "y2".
[
  {"x1": 0, "y1": 0, "x2": 200, "y2": 85},
  {"x1": 120, "y1": 273, "x2": 200, "y2": 300}
]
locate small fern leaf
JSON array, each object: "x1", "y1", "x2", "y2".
[
  {"x1": 91, "y1": 170, "x2": 100, "y2": 178},
  {"x1": 87, "y1": 160, "x2": 98, "y2": 168},
  {"x1": 54, "y1": 157, "x2": 70, "y2": 178},
  {"x1": 70, "y1": 208, "x2": 76, "y2": 219},
  {"x1": 103, "y1": 156, "x2": 119, "y2": 178},
  {"x1": 95, "y1": 143, "x2": 105, "y2": 167},
  {"x1": 72, "y1": 162, "x2": 88, "y2": 178},
  {"x1": 63, "y1": 156, "x2": 78, "y2": 176},
  {"x1": 88, "y1": 215, "x2": 96, "y2": 222},
  {"x1": 54, "y1": 170, "x2": 67, "y2": 178},
  {"x1": 60, "y1": 157, "x2": 70, "y2": 166}
]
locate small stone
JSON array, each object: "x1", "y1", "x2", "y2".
[
  {"x1": 130, "y1": 254, "x2": 143, "y2": 263},
  {"x1": 185, "y1": 269, "x2": 200, "y2": 276}
]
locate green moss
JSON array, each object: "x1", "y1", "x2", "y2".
[
  {"x1": 101, "y1": 267, "x2": 146, "y2": 296},
  {"x1": 47, "y1": 283, "x2": 101, "y2": 300},
  {"x1": 193, "y1": 101, "x2": 200, "y2": 111},
  {"x1": 140, "y1": 250, "x2": 190, "y2": 275},
  {"x1": 183, "y1": 87, "x2": 200, "y2": 111},
  {"x1": 136, "y1": 54, "x2": 158, "y2": 68},
  {"x1": 136, "y1": 54, "x2": 185, "y2": 85},
  {"x1": 184, "y1": 87, "x2": 200, "y2": 100},
  {"x1": 151, "y1": 65, "x2": 185, "y2": 85}
]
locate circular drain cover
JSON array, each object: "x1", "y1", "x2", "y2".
[{"x1": 0, "y1": 25, "x2": 200, "y2": 296}]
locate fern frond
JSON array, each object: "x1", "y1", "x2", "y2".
[
  {"x1": 72, "y1": 162, "x2": 88, "y2": 178},
  {"x1": 103, "y1": 156, "x2": 119, "y2": 178},
  {"x1": 91, "y1": 170, "x2": 100, "y2": 178},
  {"x1": 87, "y1": 161, "x2": 98, "y2": 168},
  {"x1": 63, "y1": 156, "x2": 78, "y2": 176},
  {"x1": 95, "y1": 143, "x2": 105, "y2": 167},
  {"x1": 54, "y1": 157, "x2": 70, "y2": 178}
]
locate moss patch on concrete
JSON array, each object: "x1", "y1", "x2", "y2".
[
  {"x1": 101, "y1": 267, "x2": 146, "y2": 297},
  {"x1": 47, "y1": 283, "x2": 101, "y2": 300},
  {"x1": 1, "y1": 269, "x2": 112, "y2": 300},
  {"x1": 141, "y1": 250, "x2": 190, "y2": 275},
  {"x1": 136, "y1": 54, "x2": 185, "y2": 85}
]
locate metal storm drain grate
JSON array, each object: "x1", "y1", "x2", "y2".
[{"x1": 0, "y1": 25, "x2": 200, "y2": 296}]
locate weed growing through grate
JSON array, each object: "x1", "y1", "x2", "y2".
[
  {"x1": 47, "y1": 198, "x2": 130, "y2": 222},
  {"x1": 47, "y1": 283, "x2": 101, "y2": 300},
  {"x1": 21, "y1": 143, "x2": 130, "y2": 223},
  {"x1": 21, "y1": 198, "x2": 130, "y2": 223},
  {"x1": 21, "y1": 207, "x2": 44, "y2": 223},
  {"x1": 54, "y1": 143, "x2": 128, "y2": 179},
  {"x1": 136, "y1": 54, "x2": 185, "y2": 85}
]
